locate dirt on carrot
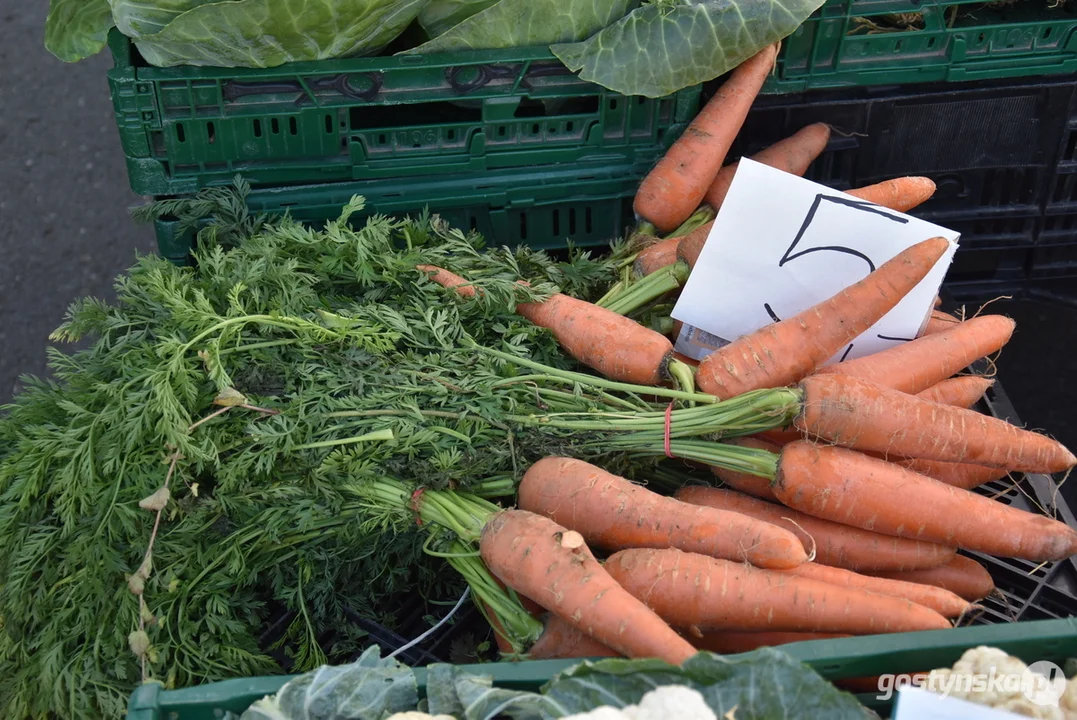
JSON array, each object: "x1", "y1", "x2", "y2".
[
  {"x1": 773, "y1": 441, "x2": 1077, "y2": 562},
  {"x1": 605, "y1": 547, "x2": 953, "y2": 634},
  {"x1": 676, "y1": 485, "x2": 957, "y2": 572},
  {"x1": 480, "y1": 509, "x2": 697, "y2": 664},
  {"x1": 519, "y1": 457, "x2": 808, "y2": 569}
]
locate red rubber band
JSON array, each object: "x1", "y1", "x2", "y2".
[
  {"x1": 664, "y1": 402, "x2": 674, "y2": 458},
  {"x1": 410, "y1": 488, "x2": 425, "y2": 526}
]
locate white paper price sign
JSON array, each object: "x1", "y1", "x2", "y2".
[{"x1": 671, "y1": 159, "x2": 960, "y2": 364}]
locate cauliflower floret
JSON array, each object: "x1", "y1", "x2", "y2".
[
  {"x1": 562, "y1": 685, "x2": 717, "y2": 720},
  {"x1": 386, "y1": 713, "x2": 455, "y2": 720},
  {"x1": 922, "y1": 646, "x2": 1071, "y2": 719},
  {"x1": 626, "y1": 686, "x2": 718, "y2": 720}
]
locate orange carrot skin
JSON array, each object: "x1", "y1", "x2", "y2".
[
  {"x1": 707, "y1": 437, "x2": 783, "y2": 501},
  {"x1": 847, "y1": 177, "x2": 936, "y2": 212},
  {"x1": 634, "y1": 236, "x2": 682, "y2": 277},
  {"x1": 675, "y1": 220, "x2": 713, "y2": 269},
  {"x1": 757, "y1": 429, "x2": 802, "y2": 446},
  {"x1": 676, "y1": 485, "x2": 956, "y2": 573},
  {"x1": 634, "y1": 46, "x2": 778, "y2": 233},
  {"x1": 778, "y1": 563, "x2": 970, "y2": 617},
  {"x1": 688, "y1": 630, "x2": 848, "y2": 655},
  {"x1": 516, "y1": 293, "x2": 674, "y2": 386},
  {"x1": 870, "y1": 555, "x2": 996, "y2": 601},
  {"x1": 480, "y1": 509, "x2": 697, "y2": 665},
  {"x1": 529, "y1": 615, "x2": 621, "y2": 660},
  {"x1": 796, "y1": 374, "x2": 1077, "y2": 473},
  {"x1": 704, "y1": 123, "x2": 832, "y2": 209},
  {"x1": 605, "y1": 547, "x2": 952, "y2": 635},
  {"x1": 696, "y1": 237, "x2": 950, "y2": 400},
  {"x1": 519, "y1": 457, "x2": 808, "y2": 569},
  {"x1": 417, "y1": 264, "x2": 478, "y2": 297},
  {"x1": 921, "y1": 309, "x2": 961, "y2": 336},
  {"x1": 916, "y1": 376, "x2": 993, "y2": 409},
  {"x1": 774, "y1": 441, "x2": 1077, "y2": 562},
  {"x1": 897, "y1": 457, "x2": 1009, "y2": 490},
  {"x1": 815, "y1": 315, "x2": 1015, "y2": 395}
]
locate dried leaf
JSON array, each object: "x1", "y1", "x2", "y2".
[
  {"x1": 137, "y1": 552, "x2": 153, "y2": 580},
  {"x1": 139, "y1": 487, "x2": 171, "y2": 512},
  {"x1": 214, "y1": 387, "x2": 249, "y2": 407},
  {"x1": 128, "y1": 630, "x2": 151, "y2": 659},
  {"x1": 127, "y1": 574, "x2": 145, "y2": 596}
]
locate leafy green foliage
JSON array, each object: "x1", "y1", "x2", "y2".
[
  {"x1": 0, "y1": 184, "x2": 625, "y2": 719},
  {"x1": 241, "y1": 646, "x2": 418, "y2": 719},
  {"x1": 132, "y1": 0, "x2": 429, "y2": 67},
  {"x1": 45, "y1": 0, "x2": 114, "y2": 62},
  {"x1": 552, "y1": 0, "x2": 826, "y2": 97},
  {"x1": 540, "y1": 649, "x2": 870, "y2": 718},
  {"x1": 407, "y1": 0, "x2": 638, "y2": 54},
  {"x1": 235, "y1": 647, "x2": 868, "y2": 719},
  {"x1": 418, "y1": 0, "x2": 502, "y2": 38},
  {"x1": 109, "y1": 0, "x2": 223, "y2": 38}
]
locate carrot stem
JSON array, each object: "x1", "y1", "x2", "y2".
[
  {"x1": 667, "y1": 207, "x2": 717, "y2": 239},
  {"x1": 616, "y1": 437, "x2": 782, "y2": 477},
  {"x1": 601, "y1": 261, "x2": 690, "y2": 314}
]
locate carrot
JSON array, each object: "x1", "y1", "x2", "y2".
[
  {"x1": 519, "y1": 457, "x2": 808, "y2": 569},
  {"x1": 757, "y1": 429, "x2": 802, "y2": 446},
  {"x1": 676, "y1": 220, "x2": 713, "y2": 269},
  {"x1": 529, "y1": 615, "x2": 621, "y2": 660},
  {"x1": 420, "y1": 265, "x2": 690, "y2": 388},
  {"x1": 916, "y1": 376, "x2": 993, "y2": 408},
  {"x1": 847, "y1": 177, "x2": 937, "y2": 212},
  {"x1": 605, "y1": 547, "x2": 952, "y2": 634},
  {"x1": 676, "y1": 485, "x2": 956, "y2": 572},
  {"x1": 633, "y1": 235, "x2": 682, "y2": 277},
  {"x1": 417, "y1": 264, "x2": 478, "y2": 297},
  {"x1": 795, "y1": 374, "x2": 1077, "y2": 473},
  {"x1": 897, "y1": 457, "x2": 1009, "y2": 490},
  {"x1": 703, "y1": 123, "x2": 832, "y2": 209},
  {"x1": 708, "y1": 437, "x2": 783, "y2": 501},
  {"x1": 870, "y1": 555, "x2": 996, "y2": 601},
  {"x1": 634, "y1": 45, "x2": 779, "y2": 233},
  {"x1": 480, "y1": 509, "x2": 697, "y2": 664},
  {"x1": 687, "y1": 630, "x2": 848, "y2": 654},
  {"x1": 773, "y1": 441, "x2": 1077, "y2": 561},
  {"x1": 695, "y1": 237, "x2": 951, "y2": 399},
  {"x1": 777, "y1": 562, "x2": 971, "y2": 617},
  {"x1": 921, "y1": 309, "x2": 961, "y2": 336},
  {"x1": 814, "y1": 315, "x2": 1015, "y2": 395}
]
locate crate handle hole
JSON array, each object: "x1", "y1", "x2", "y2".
[
  {"x1": 568, "y1": 207, "x2": 577, "y2": 235},
  {"x1": 1044, "y1": 27, "x2": 1052, "y2": 39},
  {"x1": 176, "y1": 123, "x2": 186, "y2": 143},
  {"x1": 519, "y1": 213, "x2": 528, "y2": 240},
  {"x1": 447, "y1": 128, "x2": 456, "y2": 140},
  {"x1": 206, "y1": 121, "x2": 216, "y2": 144},
  {"x1": 566, "y1": 121, "x2": 574, "y2": 132},
  {"x1": 253, "y1": 119, "x2": 262, "y2": 138},
  {"x1": 271, "y1": 118, "x2": 280, "y2": 134},
  {"x1": 895, "y1": 39, "x2": 903, "y2": 51},
  {"x1": 609, "y1": 98, "x2": 618, "y2": 110},
  {"x1": 977, "y1": 32, "x2": 985, "y2": 44},
  {"x1": 531, "y1": 123, "x2": 540, "y2": 134},
  {"x1": 498, "y1": 126, "x2": 506, "y2": 137},
  {"x1": 469, "y1": 215, "x2": 478, "y2": 231},
  {"x1": 325, "y1": 114, "x2": 333, "y2": 134},
  {"x1": 585, "y1": 206, "x2": 593, "y2": 233},
  {"x1": 379, "y1": 133, "x2": 387, "y2": 144},
  {"x1": 927, "y1": 36, "x2": 935, "y2": 48},
  {"x1": 289, "y1": 117, "x2": 298, "y2": 135},
  {"x1": 552, "y1": 208, "x2": 561, "y2": 236}
]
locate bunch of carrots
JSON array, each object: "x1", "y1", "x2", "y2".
[{"x1": 407, "y1": 46, "x2": 1077, "y2": 668}]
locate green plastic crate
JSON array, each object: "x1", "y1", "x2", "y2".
[
  {"x1": 124, "y1": 618, "x2": 1077, "y2": 719},
  {"x1": 153, "y1": 160, "x2": 651, "y2": 263},
  {"x1": 106, "y1": 31, "x2": 699, "y2": 197},
  {"x1": 766, "y1": 0, "x2": 1077, "y2": 92}
]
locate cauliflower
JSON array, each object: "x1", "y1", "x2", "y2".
[
  {"x1": 385, "y1": 713, "x2": 455, "y2": 720},
  {"x1": 562, "y1": 685, "x2": 718, "y2": 720},
  {"x1": 921, "y1": 646, "x2": 1076, "y2": 720}
]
